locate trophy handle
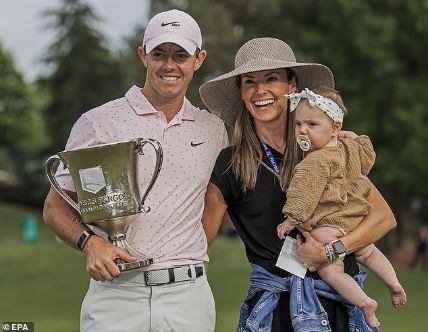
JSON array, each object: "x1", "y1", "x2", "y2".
[
  {"x1": 45, "y1": 155, "x2": 80, "y2": 213},
  {"x1": 137, "y1": 138, "x2": 163, "y2": 212}
]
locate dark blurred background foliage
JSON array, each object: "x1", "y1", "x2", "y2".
[{"x1": 1, "y1": 0, "x2": 428, "y2": 247}]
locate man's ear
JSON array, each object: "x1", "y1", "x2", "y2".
[
  {"x1": 138, "y1": 46, "x2": 148, "y2": 67},
  {"x1": 332, "y1": 121, "x2": 342, "y2": 136},
  {"x1": 194, "y1": 50, "x2": 207, "y2": 71}
]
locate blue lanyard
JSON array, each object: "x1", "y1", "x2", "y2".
[{"x1": 260, "y1": 139, "x2": 280, "y2": 175}]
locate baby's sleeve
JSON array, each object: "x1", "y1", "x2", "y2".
[{"x1": 354, "y1": 135, "x2": 376, "y2": 175}]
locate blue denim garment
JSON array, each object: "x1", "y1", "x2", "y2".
[{"x1": 237, "y1": 264, "x2": 381, "y2": 332}]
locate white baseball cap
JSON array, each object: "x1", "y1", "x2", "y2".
[{"x1": 143, "y1": 9, "x2": 202, "y2": 55}]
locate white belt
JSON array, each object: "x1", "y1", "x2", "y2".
[{"x1": 107, "y1": 264, "x2": 204, "y2": 286}]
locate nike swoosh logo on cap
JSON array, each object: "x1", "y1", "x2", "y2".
[
  {"x1": 161, "y1": 21, "x2": 180, "y2": 27},
  {"x1": 191, "y1": 141, "x2": 205, "y2": 147}
]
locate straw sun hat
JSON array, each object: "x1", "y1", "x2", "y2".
[{"x1": 199, "y1": 37, "x2": 335, "y2": 128}]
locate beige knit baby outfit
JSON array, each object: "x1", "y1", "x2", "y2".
[{"x1": 282, "y1": 135, "x2": 375, "y2": 233}]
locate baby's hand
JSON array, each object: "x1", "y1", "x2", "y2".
[{"x1": 277, "y1": 219, "x2": 296, "y2": 240}]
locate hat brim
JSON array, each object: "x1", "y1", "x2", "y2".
[
  {"x1": 145, "y1": 34, "x2": 198, "y2": 55},
  {"x1": 199, "y1": 59, "x2": 334, "y2": 128}
]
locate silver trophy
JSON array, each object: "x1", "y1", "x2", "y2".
[{"x1": 45, "y1": 138, "x2": 163, "y2": 271}]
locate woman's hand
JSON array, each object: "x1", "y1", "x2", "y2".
[
  {"x1": 296, "y1": 230, "x2": 328, "y2": 271},
  {"x1": 338, "y1": 130, "x2": 358, "y2": 139}
]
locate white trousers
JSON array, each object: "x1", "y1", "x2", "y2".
[{"x1": 80, "y1": 274, "x2": 216, "y2": 332}]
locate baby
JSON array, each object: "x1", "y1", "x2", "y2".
[{"x1": 277, "y1": 87, "x2": 406, "y2": 328}]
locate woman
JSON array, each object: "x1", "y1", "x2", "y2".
[{"x1": 199, "y1": 38, "x2": 395, "y2": 331}]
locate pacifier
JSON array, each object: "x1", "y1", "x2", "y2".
[{"x1": 297, "y1": 135, "x2": 311, "y2": 152}]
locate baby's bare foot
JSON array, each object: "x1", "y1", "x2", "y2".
[
  {"x1": 390, "y1": 281, "x2": 407, "y2": 307},
  {"x1": 362, "y1": 298, "x2": 380, "y2": 328}
]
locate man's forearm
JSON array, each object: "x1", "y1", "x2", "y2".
[{"x1": 43, "y1": 187, "x2": 88, "y2": 250}]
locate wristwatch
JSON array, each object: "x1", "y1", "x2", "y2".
[
  {"x1": 331, "y1": 240, "x2": 346, "y2": 260},
  {"x1": 77, "y1": 229, "x2": 95, "y2": 251}
]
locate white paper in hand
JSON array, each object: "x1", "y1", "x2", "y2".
[{"x1": 276, "y1": 236, "x2": 307, "y2": 278}]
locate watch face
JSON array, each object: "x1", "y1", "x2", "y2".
[{"x1": 332, "y1": 240, "x2": 346, "y2": 255}]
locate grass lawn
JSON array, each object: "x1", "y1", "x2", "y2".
[{"x1": 1, "y1": 202, "x2": 427, "y2": 331}]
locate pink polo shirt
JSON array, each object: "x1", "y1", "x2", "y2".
[{"x1": 56, "y1": 85, "x2": 228, "y2": 270}]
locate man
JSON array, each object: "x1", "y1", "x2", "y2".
[{"x1": 43, "y1": 9, "x2": 228, "y2": 332}]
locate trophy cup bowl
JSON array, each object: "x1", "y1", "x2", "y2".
[{"x1": 45, "y1": 138, "x2": 163, "y2": 272}]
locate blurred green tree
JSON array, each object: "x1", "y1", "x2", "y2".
[
  {"x1": 0, "y1": 45, "x2": 35, "y2": 154},
  {"x1": 41, "y1": 0, "x2": 127, "y2": 153},
  {"x1": 0, "y1": 42, "x2": 50, "y2": 205},
  {"x1": 119, "y1": 25, "x2": 146, "y2": 89}
]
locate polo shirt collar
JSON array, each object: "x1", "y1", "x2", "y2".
[{"x1": 125, "y1": 85, "x2": 196, "y2": 121}]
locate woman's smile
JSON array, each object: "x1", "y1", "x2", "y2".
[{"x1": 253, "y1": 98, "x2": 275, "y2": 109}]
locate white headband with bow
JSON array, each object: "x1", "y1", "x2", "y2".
[{"x1": 285, "y1": 88, "x2": 344, "y2": 122}]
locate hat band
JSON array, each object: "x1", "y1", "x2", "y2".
[{"x1": 286, "y1": 88, "x2": 344, "y2": 122}]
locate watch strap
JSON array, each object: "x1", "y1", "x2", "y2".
[{"x1": 77, "y1": 230, "x2": 95, "y2": 251}]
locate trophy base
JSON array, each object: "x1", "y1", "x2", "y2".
[
  {"x1": 109, "y1": 234, "x2": 154, "y2": 272},
  {"x1": 117, "y1": 258, "x2": 154, "y2": 272}
]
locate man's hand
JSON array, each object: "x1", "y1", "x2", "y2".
[
  {"x1": 296, "y1": 230, "x2": 328, "y2": 271},
  {"x1": 83, "y1": 236, "x2": 137, "y2": 281}
]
